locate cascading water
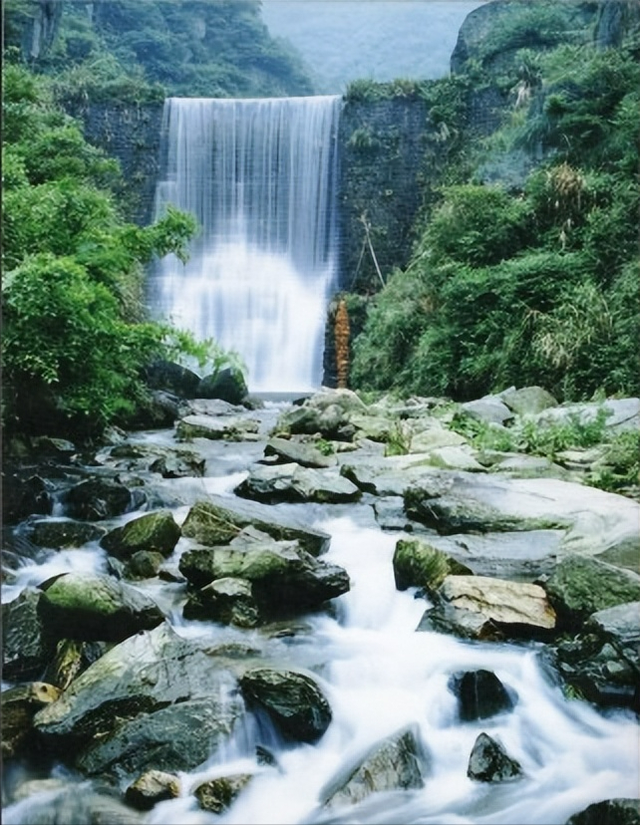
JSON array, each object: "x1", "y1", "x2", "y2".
[{"x1": 149, "y1": 96, "x2": 342, "y2": 393}]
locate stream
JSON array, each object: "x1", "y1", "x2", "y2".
[{"x1": 2, "y1": 402, "x2": 638, "y2": 825}]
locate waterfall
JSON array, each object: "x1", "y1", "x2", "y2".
[{"x1": 149, "y1": 95, "x2": 342, "y2": 394}]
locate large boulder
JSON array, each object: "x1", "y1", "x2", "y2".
[
  {"x1": 235, "y1": 463, "x2": 361, "y2": 505},
  {"x1": 2, "y1": 589, "x2": 54, "y2": 682},
  {"x1": 404, "y1": 472, "x2": 640, "y2": 568},
  {"x1": 4, "y1": 786, "x2": 144, "y2": 824},
  {"x1": 22, "y1": 518, "x2": 106, "y2": 549},
  {"x1": 100, "y1": 511, "x2": 181, "y2": 561},
  {"x1": 499, "y1": 386, "x2": 558, "y2": 416},
  {"x1": 61, "y1": 478, "x2": 141, "y2": 521},
  {"x1": 183, "y1": 576, "x2": 261, "y2": 627},
  {"x1": 449, "y1": 669, "x2": 516, "y2": 721},
  {"x1": 264, "y1": 436, "x2": 337, "y2": 468},
  {"x1": 144, "y1": 359, "x2": 200, "y2": 398},
  {"x1": 418, "y1": 575, "x2": 556, "y2": 641},
  {"x1": 176, "y1": 414, "x2": 259, "y2": 442},
  {"x1": 179, "y1": 528, "x2": 349, "y2": 620},
  {"x1": 565, "y1": 798, "x2": 640, "y2": 825},
  {"x1": 239, "y1": 668, "x2": 332, "y2": 743},
  {"x1": 197, "y1": 367, "x2": 248, "y2": 406},
  {"x1": 104, "y1": 442, "x2": 205, "y2": 478},
  {"x1": 33, "y1": 624, "x2": 241, "y2": 749},
  {"x1": 37, "y1": 572, "x2": 164, "y2": 642},
  {"x1": 180, "y1": 495, "x2": 331, "y2": 556},
  {"x1": 543, "y1": 554, "x2": 640, "y2": 630},
  {"x1": 546, "y1": 601, "x2": 640, "y2": 712},
  {"x1": 321, "y1": 725, "x2": 428, "y2": 811},
  {"x1": 76, "y1": 696, "x2": 244, "y2": 780}
]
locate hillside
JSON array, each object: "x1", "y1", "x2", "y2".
[{"x1": 261, "y1": 0, "x2": 486, "y2": 93}]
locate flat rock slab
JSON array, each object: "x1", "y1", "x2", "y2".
[
  {"x1": 181, "y1": 495, "x2": 331, "y2": 556},
  {"x1": 404, "y1": 472, "x2": 640, "y2": 569}
]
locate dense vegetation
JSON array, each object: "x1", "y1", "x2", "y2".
[
  {"x1": 4, "y1": 0, "x2": 314, "y2": 102},
  {"x1": 1, "y1": 61, "x2": 203, "y2": 438},
  {"x1": 350, "y1": 8, "x2": 640, "y2": 403}
]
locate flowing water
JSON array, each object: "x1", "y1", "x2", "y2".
[
  {"x1": 148, "y1": 96, "x2": 341, "y2": 393},
  {"x1": 2, "y1": 407, "x2": 638, "y2": 825}
]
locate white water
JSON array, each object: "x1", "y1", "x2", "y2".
[
  {"x1": 148, "y1": 96, "x2": 341, "y2": 393},
  {"x1": 3, "y1": 418, "x2": 638, "y2": 825}
]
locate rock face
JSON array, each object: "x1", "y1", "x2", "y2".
[
  {"x1": 2, "y1": 589, "x2": 54, "y2": 682},
  {"x1": 239, "y1": 668, "x2": 332, "y2": 744},
  {"x1": 467, "y1": 732, "x2": 522, "y2": 782},
  {"x1": 37, "y1": 572, "x2": 165, "y2": 642},
  {"x1": 321, "y1": 725, "x2": 428, "y2": 811}
]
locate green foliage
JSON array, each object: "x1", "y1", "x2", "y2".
[
  {"x1": 0, "y1": 62, "x2": 236, "y2": 438},
  {"x1": 315, "y1": 439, "x2": 335, "y2": 457},
  {"x1": 8, "y1": 0, "x2": 315, "y2": 102},
  {"x1": 349, "y1": 39, "x2": 639, "y2": 404},
  {"x1": 586, "y1": 430, "x2": 640, "y2": 493}
]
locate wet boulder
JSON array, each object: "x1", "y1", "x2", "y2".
[
  {"x1": 239, "y1": 668, "x2": 332, "y2": 743},
  {"x1": 264, "y1": 436, "x2": 337, "y2": 468},
  {"x1": 62, "y1": 478, "x2": 141, "y2": 521},
  {"x1": 467, "y1": 732, "x2": 522, "y2": 782},
  {"x1": 183, "y1": 576, "x2": 261, "y2": 627},
  {"x1": 274, "y1": 389, "x2": 364, "y2": 440},
  {"x1": 235, "y1": 463, "x2": 361, "y2": 505},
  {"x1": 181, "y1": 495, "x2": 331, "y2": 556},
  {"x1": 2, "y1": 682, "x2": 61, "y2": 759},
  {"x1": 2, "y1": 588, "x2": 55, "y2": 682},
  {"x1": 179, "y1": 529, "x2": 349, "y2": 619},
  {"x1": 125, "y1": 770, "x2": 181, "y2": 811},
  {"x1": 543, "y1": 554, "x2": 640, "y2": 631},
  {"x1": 404, "y1": 472, "x2": 640, "y2": 568},
  {"x1": 565, "y1": 798, "x2": 640, "y2": 825},
  {"x1": 37, "y1": 572, "x2": 164, "y2": 642},
  {"x1": 7, "y1": 786, "x2": 144, "y2": 824},
  {"x1": 194, "y1": 773, "x2": 254, "y2": 814},
  {"x1": 2, "y1": 469, "x2": 54, "y2": 525},
  {"x1": 105, "y1": 442, "x2": 205, "y2": 478},
  {"x1": 448, "y1": 669, "x2": 516, "y2": 721},
  {"x1": 124, "y1": 550, "x2": 166, "y2": 580},
  {"x1": 33, "y1": 623, "x2": 240, "y2": 749},
  {"x1": 22, "y1": 518, "x2": 106, "y2": 549},
  {"x1": 76, "y1": 695, "x2": 244, "y2": 780},
  {"x1": 392, "y1": 538, "x2": 472, "y2": 592},
  {"x1": 176, "y1": 414, "x2": 259, "y2": 441},
  {"x1": 321, "y1": 725, "x2": 428, "y2": 811},
  {"x1": 197, "y1": 367, "x2": 249, "y2": 406},
  {"x1": 546, "y1": 601, "x2": 640, "y2": 712},
  {"x1": 100, "y1": 510, "x2": 181, "y2": 561},
  {"x1": 418, "y1": 575, "x2": 556, "y2": 641},
  {"x1": 144, "y1": 359, "x2": 200, "y2": 398},
  {"x1": 43, "y1": 638, "x2": 108, "y2": 691}
]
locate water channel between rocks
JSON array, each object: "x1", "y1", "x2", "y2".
[{"x1": 2, "y1": 402, "x2": 638, "y2": 825}]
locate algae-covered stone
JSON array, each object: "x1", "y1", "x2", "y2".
[
  {"x1": 181, "y1": 495, "x2": 331, "y2": 556},
  {"x1": 100, "y1": 511, "x2": 181, "y2": 561},
  {"x1": 194, "y1": 773, "x2": 254, "y2": 814},
  {"x1": 392, "y1": 538, "x2": 471, "y2": 592},
  {"x1": 37, "y1": 572, "x2": 164, "y2": 642}
]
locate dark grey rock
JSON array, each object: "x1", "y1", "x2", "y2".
[
  {"x1": 2, "y1": 589, "x2": 54, "y2": 682},
  {"x1": 239, "y1": 668, "x2": 332, "y2": 743},
  {"x1": 467, "y1": 732, "x2": 522, "y2": 782},
  {"x1": 449, "y1": 669, "x2": 516, "y2": 721},
  {"x1": 565, "y1": 798, "x2": 640, "y2": 825}
]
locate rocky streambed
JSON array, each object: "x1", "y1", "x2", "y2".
[{"x1": 2, "y1": 386, "x2": 639, "y2": 825}]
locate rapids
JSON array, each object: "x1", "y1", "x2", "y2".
[{"x1": 2, "y1": 406, "x2": 638, "y2": 825}]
